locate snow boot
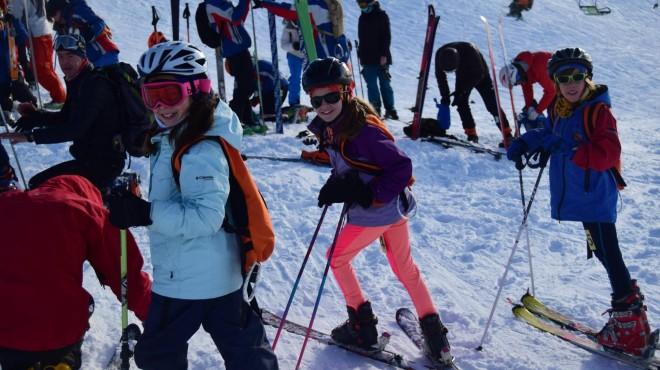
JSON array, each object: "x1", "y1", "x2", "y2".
[
  {"x1": 384, "y1": 109, "x2": 399, "y2": 120},
  {"x1": 419, "y1": 313, "x2": 453, "y2": 364},
  {"x1": 598, "y1": 280, "x2": 654, "y2": 357},
  {"x1": 465, "y1": 128, "x2": 479, "y2": 143},
  {"x1": 331, "y1": 301, "x2": 379, "y2": 350}
]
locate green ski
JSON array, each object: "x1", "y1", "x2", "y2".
[{"x1": 294, "y1": 0, "x2": 317, "y2": 61}]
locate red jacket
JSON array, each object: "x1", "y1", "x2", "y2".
[
  {"x1": 514, "y1": 51, "x2": 555, "y2": 114},
  {"x1": 0, "y1": 175, "x2": 151, "y2": 351}
]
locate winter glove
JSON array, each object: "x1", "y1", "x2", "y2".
[
  {"x1": 302, "y1": 135, "x2": 318, "y2": 146},
  {"x1": 17, "y1": 102, "x2": 37, "y2": 116},
  {"x1": 13, "y1": 114, "x2": 41, "y2": 132},
  {"x1": 434, "y1": 98, "x2": 451, "y2": 130},
  {"x1": 107, "y1": 193, "x2": 153, "y2": 229},
  {"x1": 506, "y1": 137, "x2": 528, "y2": 163},
  {"x1": 252, "y1": 0, "x2": 263, "y2": 8},
  {"x1": 318, "y1": 171, "x2": 373, "y2": 208},
  {"x1": 525, "y1": 106, "x2": 540, "y2": 121}
]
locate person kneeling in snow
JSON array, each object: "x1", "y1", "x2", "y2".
[
  {"x1": 304, "y1": 57, "x2": 454, "y2": 364},
  {"x1": 507, "y1": 48, "x2": 655, "y2": 358},
  {"x1": 0, "y1": 147, "x2": 151, "y2": 370}
]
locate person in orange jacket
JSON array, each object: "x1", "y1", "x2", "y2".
[
  {"x1": 0, "y1": 163, "x2": 152, "y2": 370},
  {"x1": 499, "y1": 50, "x2": 555, "y2": 131},
  {"x1": 9, "y1": 0, "x2": 67, "y2": 108}
]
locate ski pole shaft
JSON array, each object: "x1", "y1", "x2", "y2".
[
  {"x1": 250, "y1": 7, "x2": 265, "y2": 126},
  {"x1": 353, "y1": 40, "x2": 365, "y2": 98},
  {"x1": 476, "y1": 164, "x2": 545, "y2": 350},
  {"x1": 0, "y1": 116, "x2": 27, "y2": 189},
  {"x1": 119, "y1": 228, "x2": 129, "y2": 369},
  {"x1": 480, "y1": 16, "x2": 508, "y2": 147},
  {"x1": 183, "y1": 3, "x2": 190, "y2": 42},
  {"x1": 267, "y1": 12, "x2": 282, "y2": 134},
  {"x1": 151, "y1": 6, "x2": 159, "y2": 33},
  {"x1": 272, "y1": 205, "x2": 329, "y2": 350},
  {"x1": 295, "y1": 204, "x2": 349, "y2": 369}
]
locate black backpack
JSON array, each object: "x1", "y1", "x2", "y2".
[
  {"x1": 195, "y1": 2, "x2": 222, "y2": 48},
  {"x1": 102, "y1": 62, "x2": 154, "y2": 157}
]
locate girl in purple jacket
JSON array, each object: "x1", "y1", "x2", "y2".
[{"x1": 304, "y1": 57, "x2": 453, "y2": 365}]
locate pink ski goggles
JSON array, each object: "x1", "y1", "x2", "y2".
[{"x1": 141, "y1": 79, "x2": 212, "y2": 110}]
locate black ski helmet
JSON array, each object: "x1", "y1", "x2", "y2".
[
  {"x1": 46, "y1": 0, "x2": 69, "y2": 19},
  {"x1": 302, "y1": 57, "x2": 353, "y2": 93},
  {"x1": 547, "y1": 47, "x2": 593, "y2": 78},
  {"x1": 437, "y1": 47, "x2": 459, "y2": 72}
]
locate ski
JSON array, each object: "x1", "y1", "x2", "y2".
[
  {"x1": 520, "y1": 292, "x2": 600, "y2": 336},
  {"x1": 410, "y1": 5, "x2": 440, "y2": 140},
  {"x1": 294, "y1": 0, "x2": 318, "y2": 61},
  {"x1": 215, "y1": 47, "x2": 227, "y2": 102},
  {"x1": 262, "y1": 309, "x2": 415, "y2": 370},
  {"x1": 396, "y1": 308, "x2": 461, "y2": 370},
  {"x1": 243, "y1": 154, "x2": 329, "y2": 167},
  {"x1": 480, "y1": 16, "x2": 509, "y2": 147},
  {"x1": 513, "y1": 305, "x2": 660, "y2": 370},
  {"x1": 422, "y1": 137, "x2": 503, "y2": 160},
  {"x1": 267, "y1": 12, "x2": 283, "y2": 133}
]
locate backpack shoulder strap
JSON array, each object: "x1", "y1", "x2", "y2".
[
  {"x1": 582, "y1": 101, "x2": 607, "y2": 140},
  {"x1": 339, "y1": 115, "x2": 394, "y2": 175},
  {"x1": 171, "y1": 136, "x2": 210, "y2": 188}
]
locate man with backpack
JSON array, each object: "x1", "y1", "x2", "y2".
[{"x1": 0, "y1": 32, "x2": 127, "y2": 190}]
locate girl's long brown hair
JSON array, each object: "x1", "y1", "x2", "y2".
[
  {"x1": 169, "y1": 93, "x2": 219, "y2": 155},
  {"x1": 335, "y1": 94, "x2": 379, "y2": 143}
]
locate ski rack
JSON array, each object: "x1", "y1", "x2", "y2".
[{"x1": 578, "y1": 0, "x2": 612, "y2": 15}]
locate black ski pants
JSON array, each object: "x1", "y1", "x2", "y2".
[
  {"x1": 262, "y1": 85, "x2": 288, "y2": 116},
  {"x1": 228, "y1": 50, "x2": 257, "y2": 126},
  {"x1": 28, "y1": 158, "x2": 124, "y2": 191},
  {"x1": 454, "y1": 73, "x2": 510, "y2": 134},
  {"x1": 0, "y1": 340, "x2": 82, "y2": 370},
  {"x1": 134, "y1": 290, "x2": 279, "y2": 370},
  {"x1": 583, "y1": 222, "x2": 633, "y2": 300}
]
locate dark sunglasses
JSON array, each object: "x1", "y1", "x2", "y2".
[
  {"x1": 554, "y1": 73, "x2": 588, "y2": 84},
  {"x1": 310, "y1": 92, "x2": 342, "y2": 108}
]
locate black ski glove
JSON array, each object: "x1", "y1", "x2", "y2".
[
  {"x1": 13, "y1": 114, "x2": 41, "y2": 132},
  {"x1": 318, "y1": 171, "x2": 373, "y2": 208},
  {"x1": 107, "y1": 193, "x2": 152, "y2": 229},
  {"x1": 252, "y1": 0, "x2": 263, "y2": 8}
]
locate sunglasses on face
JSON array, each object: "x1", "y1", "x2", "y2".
[
  {"x1": 554, "y1": 73, "x2": 588, "y2": 84},
  {"x1": 310, "y1": 91, "x2": 342, "y2": 109},
  {"x1": 141, "y1": 79, "x2": 211, "y2": 110}
]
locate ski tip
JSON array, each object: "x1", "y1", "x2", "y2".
[{"x1": 395, "y1": 307, "x2": 414, "y2": 320}]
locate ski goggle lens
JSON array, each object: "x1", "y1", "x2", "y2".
[
  {"x1": 554, "y1": 73, "x2": 588, "y2": 84},
  {"x1": 54, "y1": 34, "x2": 85, "y2": 52},
  {"x1": 141, "y1": 81, "x2": 191, "y2": 109},
  {"x1": 310, "y1": 92, "x2": 342, "y2": 108}
]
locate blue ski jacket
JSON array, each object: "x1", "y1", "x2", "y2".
[
  {"x1": 57, "y1": 0, "x2": 119, "y2": 67},
  {"x1": 205, "y1": 0, "x2": 252, "y2": 58},
  {"x1": 256, "y1": 60, "x2": 288, "y2": 93},
  {"x1": 520, "y1": 86, "x2": 620, "y2": 223}
]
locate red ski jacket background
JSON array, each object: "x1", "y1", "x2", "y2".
[{"x1": 0, "y1": 175, "x2": 151, "y2": 351}]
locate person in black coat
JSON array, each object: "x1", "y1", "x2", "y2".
[
  {"x1": 0, "y1": 33, "x2": 125, "y2": 190},
  {"x1": 357, "y1": 0, "x2": 397, "y2": 119},
  {"x1": 435, "y1": 41, "x2": 512, "y2": 146}
]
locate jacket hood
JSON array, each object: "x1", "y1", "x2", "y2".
[
  {"x1": 33, "y1": 175, "x2": 103, "y2": 206},
  {"x1": 208, "y1": 100, "x2": 243, "y2": 150}
]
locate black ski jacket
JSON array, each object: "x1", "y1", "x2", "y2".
[
  {"x1": 435, "y1": 42, "x2": 488, "y2": 103},
  {"x1": 357, "y1": 2, "x2": 392, "y2": 65},
  {"x1": 30, "y1": 65, "x2": 125, "y2": 164}
]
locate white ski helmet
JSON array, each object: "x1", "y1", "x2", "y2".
[
  {"x1": 138, "y1": 41, "x2": 207, "y2": 79},
  {"x1": 499, "y1": 63, "x2": 520, "y2": 88}
]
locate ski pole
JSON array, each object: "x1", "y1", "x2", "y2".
[
  {"x1": 295, "y1": 203, "x2": 349, "y2": 369},
  {"x1": 182, "y1": 3, "x2": 190, "y2": 43},
  {"x1": 272, "y1": 205, "x2": 329, "y2": 350},
  {"x1": 347, "y1": 40, "x2": 359, "y2": 97},
  {"x1": 151, "y1": 5, "x2": 159, "y2": 33},
  {"x1": 267, "y1": 12, "x2": 282, "y2": 134},
  {"x1": 250, "y1": 7, "x2": 265, "y2": 126},
  {"x1": 353, "y1": 40, "x2": 365, "y2": 98},
  {"x1": 170, "y1": 0, "x2": 180, "y2": 41},
  {"x1": 119, "y1": 229, "x2": 130, "y2": 370},
  {"x1": 0, "y1": 114, "x2": 27, "y2": 189},
  {"x1": 497, "y1": 16, "x2": 535, "y2": 295},
  {"x1": 476, "y1": 155, "x2": 547, "y2": 351},
  {"x1": 22, "y1": 0, "x2": 43, "y2": 108}
]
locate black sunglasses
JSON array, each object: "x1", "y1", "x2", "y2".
[{"x1": 310, "y1": 92, "x2": 342, "y2": 108}]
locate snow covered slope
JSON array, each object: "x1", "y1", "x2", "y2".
[{"x1": 2, "y1": 0, "x2": 659, "y2": 369}]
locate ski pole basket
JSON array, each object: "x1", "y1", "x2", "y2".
[{"x1": 578, "y1": 0, "x2": 612, "y2": 15}]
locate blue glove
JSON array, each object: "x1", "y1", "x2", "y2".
[
  {"x1": 434, "y1": 98, "x2": 451, "y2": 130},
  {"x1": 507, "y1": 138, "x2": 528, "y2": 163}
]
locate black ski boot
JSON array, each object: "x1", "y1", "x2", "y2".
[
  {"x1": 384, "y1": 109, "x2": 399, "y2": 120},
  {"x1": 331, "y1": 301, "x2": 379, "y2": 350},
  {"x1": 420, "y1": 313, "x2": 453, "y2": 364}
]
